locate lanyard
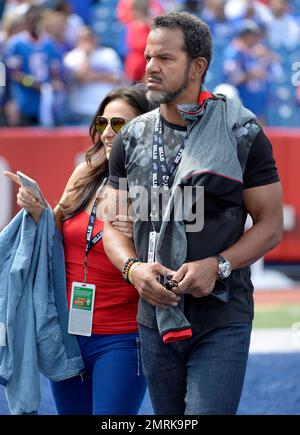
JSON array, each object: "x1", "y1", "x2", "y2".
[
  {"x1": 151, "y1": 89, "x2": 214, "y2": 190},
  {"x1": 83, "y1": 176, "x2": 107, "y2": 285},
  {"x1": 152, "y1": 116, "x2": 187, "y2": 188},
  {"x1": 151, "y1": 117, "x2": 188, "y2": 226}
]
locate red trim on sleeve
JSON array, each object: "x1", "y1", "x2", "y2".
[{"x1": 162, "y1": 328, "x2": 193, "y2": 344}]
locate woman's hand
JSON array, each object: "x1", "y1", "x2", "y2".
[
  {"x1": 112, "y1": 215, "x2": 134, "y2": 239},
  {"x1": 4, "y1": 171, "x2": 45, "y2": 223}
]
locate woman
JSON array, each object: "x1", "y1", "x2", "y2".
[{"x1": 4, "y1": 85, "x2": 150, "y2": 415}]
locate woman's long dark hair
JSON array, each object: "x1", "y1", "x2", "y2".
[{"x1": 60, "y1": 85, "x2": 150, "y2": 220}]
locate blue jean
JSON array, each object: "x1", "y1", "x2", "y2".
[
  {"x1": 49, "y1": 332, "x2": 146, "y2": 415},
  {"x1": 139, "y1": 322, "x2": 252, "y2": 415}
]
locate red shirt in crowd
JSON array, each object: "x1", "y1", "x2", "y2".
[{"x1": 125, "y1": 19, "x2": 150, "y2": 82}]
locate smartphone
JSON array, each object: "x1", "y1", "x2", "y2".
[
  {"x1": 159, "y1": 274, "x2": 177, "y2": 290},
  {"x1": 16, "y1": 171, "x2": 48, "y2": 208}
]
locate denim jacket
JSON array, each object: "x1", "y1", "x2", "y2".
[{"x1": 0, "y1": 208, "x2": 84, "y2": 415}]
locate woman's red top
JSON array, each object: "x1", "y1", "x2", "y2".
[{"x1": 62, "y1": 211, "x2": 139, "y2": 334}]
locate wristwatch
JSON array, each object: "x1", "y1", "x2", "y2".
[{"x1": 214, "y1": 255, "x2": 232, "y2": 279}]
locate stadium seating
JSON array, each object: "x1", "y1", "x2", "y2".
[{"x1": 91, "y1": 0, "x2": 126, "y2": 60}]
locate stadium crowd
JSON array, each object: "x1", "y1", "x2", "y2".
[{"x1": 0, "y1": 0, "x2": 299, "y2": 127}]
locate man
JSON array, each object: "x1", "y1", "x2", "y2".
[
  {"x1": 223, "y1": 19, "x2": 278, "y2": 124},
  {"x1": 103, "y1": 12, "x2": 283, "y2": 415},
  {"x1": 63, "y1": 26, "x2": 123, "y2": 124},
  {"x1": 267, "y1": 0, "x2": 300, "y2": 50},
  {"x1": 5, "y1": 5, "x2": 64, "y2": 126}
]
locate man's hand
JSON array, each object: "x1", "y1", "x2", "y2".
[
  {"x1": 112, "y1": 214, "x2": 134, "y2": 239},
  {"x1": 172, "y1": 257, "x2": 219, "y2": 298},
  {"x1": 131, "y1": 262, "x2": 179, "y2": 309}
]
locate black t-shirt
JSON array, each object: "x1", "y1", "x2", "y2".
[
  {"x1": 109, "y1": 117, "x2": 279, "y2": 191},
  {"x1": 109, "y1": 117, "x2": 279, "y2": 332}
]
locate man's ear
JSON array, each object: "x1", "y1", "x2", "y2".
[{"x1": 190, "y1": 57, "x2": 208, "y2": 81}]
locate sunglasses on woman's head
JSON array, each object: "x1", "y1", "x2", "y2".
[{"x1": 95, "y1": 116, "x2": 127, "y2": 134}]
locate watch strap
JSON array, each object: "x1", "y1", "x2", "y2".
[{"x1": 214, "y1": 254, "x2": 227, "y2": 264}]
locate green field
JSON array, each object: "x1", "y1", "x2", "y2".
[{"x1": 254, "y1": 303, "x2": 300, "y2": 329}]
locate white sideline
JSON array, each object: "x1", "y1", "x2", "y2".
[{"x1": 250, "y1": 328, "x2": 300, "y2": 353}]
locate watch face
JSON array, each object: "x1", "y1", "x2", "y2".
[{"x1": 219, "y1": 261, "x2": 231, "y2": 278}]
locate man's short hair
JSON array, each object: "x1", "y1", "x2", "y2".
[{"x1": 152, "y1": 12, "x2": 212, "y2": 82}]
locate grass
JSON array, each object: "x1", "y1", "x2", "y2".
[{"x1": 253, "y1": 303, "x2": 300, "y2": 329}]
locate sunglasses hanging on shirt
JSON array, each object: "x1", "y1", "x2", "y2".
[{"x1": 95, "y1": 116, "x2": 127, "y2": 135}]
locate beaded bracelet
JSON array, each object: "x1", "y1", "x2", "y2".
[{"x1": 122, "y1": 257, "x2": 140, "y2": 283}]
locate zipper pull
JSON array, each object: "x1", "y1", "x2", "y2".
[{"x1": 136, "y1": 337, "x2": 141, "y2": 376}]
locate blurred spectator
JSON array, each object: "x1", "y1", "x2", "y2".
[
  {"x1": 179, "y1": 0, "x2": 202, "y2": 15},
  {"x1": 203, "y1": 0, "x2": 239, "y2": 45},
  {"x1": 43, "y1": 9, "x2": 70, "y2": 124},
  {"x1": 0, "y1": 10, "x2": 26, "y2": 126},
  {"x1": 43, "y1": 10, "x2": 69, "y2": 54},
  {"x1": 117, "y1": 0, "x2": 164, "y2": 24},
  {"x1": 0, "y1": 9, "x2": 26, "y2": 54},
  {"x1": 202, "y1": 0, "x2": 219, "y2": 20},
  {"x1": 124, "y1": 0, "x2": 150, "y2": 83},
  {"x1": 117, "y1": 0, "x2": 164, "y2": 65},
  {"x1": 225, "y1": 0, "x2": 272, "y2": 26},
  {"x1": 266, "y1": 0, "x2": 300, "y2": 50},
  {"x1": 53, "y1": 0, "x2": 85, "y2": 49},
  {"x1": 4, "y1": 5, "x2": 65, "y2": 126},
  {"x1": 223, "y1": 20, "x2": 279, "y2": 123},
  {"x1": 63, "y1": 26, "x2": 123, "y2": 124}
]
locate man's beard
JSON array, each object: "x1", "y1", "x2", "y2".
[{"x1": 146, "y1": 62, "x2": 190, "y2": 106}]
